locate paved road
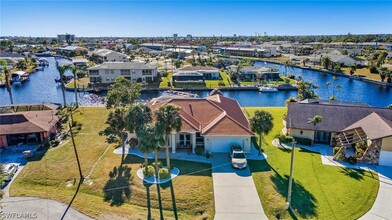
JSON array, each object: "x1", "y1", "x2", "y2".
[
  {"x1": 0, "y1": 197, "x2": 93, "y2": 220},
  {"x1": 211, "y1": 153, "x2": 268, "y2": 220},
  {"x1": 359, "y1": 166, "x2": 392, "y2": 220}
]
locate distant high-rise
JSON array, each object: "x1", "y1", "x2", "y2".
[
  {"x1": 58, "y1": 33, "x2": 75, "y2": 43},
  {"x1": 187, "y1": 34, "x2": 192, "y2": 40},
  {"x1": 173, "y1": 34, "x2": 178, "y2": 39}
]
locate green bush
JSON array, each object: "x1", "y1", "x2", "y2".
[
  {"x1": 50, "y1": 140, "x2": 60, "y2": 147},
  {"x1": 158, "y1": 168, "x2": 170, "y2": 179},
  {"x1": 43, "y1": 139, "x2": 50, "y2": 148},
  {"x1": 161, "y1": 71, "x2": 168, "y2": 77},
  {"x1": 293, "y1": 137, "x2": 312, "y2": 146},
  {"x1": 275, "y1": 133, "x2": 294, "y2": 144},
  {"x1": 152, "y1": 161, "x2": 163, "y2": 168},
  {"x1": 333, "y1": 146, "x2": 341, "y2": 155},
  {"x1": 287, "y1": 74, "x2": 295, "y2": 79},
  {"x1": 143, "y1": 165, "x2": 155, "y2": 178},
  {"x1": 195, "y1": 146, "x2": 204, "y2": 155},
  {"x1": 347, "y1": 156, "x2": 358, "y2": 165}
]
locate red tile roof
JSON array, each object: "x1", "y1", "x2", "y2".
[{"x1": 149, "y1": 95, "x2": 253, "y2": 136}]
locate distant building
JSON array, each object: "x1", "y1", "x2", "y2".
[
  {"x1": 172, "y1": 66, "x2": 220, "y2": 82},
  {"x1": 173, "y1": 34, "x2": 178, "y2": 39},
  {"x1": 57, "y1": 34, "x2": 75, "y2": 43},
  {"x1": 238, "y1": 66, "x2": 280, "y2": 81},
  {"x1": 87, "y1": 62, "x2": 158, "y2": 84},
  {"x1": 91, "y1": 49, "x2": 129, "y2": 63},
  {"x1": 187, "y1": 34, "x2": 192, "y2": 40}
]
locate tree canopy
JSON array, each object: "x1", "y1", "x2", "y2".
[{"x1": 105, "y1": 77, "x2": 141, "y2": 108}]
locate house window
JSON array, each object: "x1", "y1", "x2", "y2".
[
  {"x1": 111, "y1": 70, "x2": 114, "y2": 74},
  {"x1": 179, "y1": 134, "x2": 191, "y2": 146},
  {"x1": 105, "y1": 70, "x2": 109, "y2": 74}
]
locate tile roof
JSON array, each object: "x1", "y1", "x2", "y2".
[
  {"x1": 149, "y1": 95, "x2": 253, "y2": 136},
  {"x1": 0, "y1": 110, "x2": 59, "y2": 135}
]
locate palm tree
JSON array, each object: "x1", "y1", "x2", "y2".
[
  {"x1": 283, "y1": 59, "x2": 293, "y2": 76},
  {"x1": 106, "y1": 107, "x2": 128, "y2": 151},
  {"x1": 155, "y1": 104, "x2": 182, "y2": 170},
  {"x1": 308, "y1": 115, "x2": 323, "y2": 126},
  {"x1": 56, "y1": 62, "x2": 69, "y2": 107},
  {"x1": 138, "y1": 123, "x2": 164, "y2": 175},
  {"x1": 70, "y1": 65, "x2": 79, "y2": 107},
  {"x1": 249, "y1": 110, "x2": 274, "y2": 152},
  {"x1": 321, "y1": 55, "x2": 331, "y2": 70},
  {"x1": 0, "y1": 60, "x2": 13, "y2": 104},
  {"x1": 324, "y1": 82, "x2": 331, "y2": 97}
]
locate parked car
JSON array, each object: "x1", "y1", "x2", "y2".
[
  {"x1": 2, "y1": 163, "x2": 19, "y2": 182},
  {"x1": 230, "y1": 145, "x2": 247, "y2": 169}
]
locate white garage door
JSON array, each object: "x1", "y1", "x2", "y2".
[
  {"x1": 209, "y1": 139, "x2": 244, "y2": 153},
  {"x1": 379, "y1": 151, "x2": 392, "y2": 167}
]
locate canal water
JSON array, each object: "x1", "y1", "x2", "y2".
[{"x1": 0, "y1": 57, "x2": 391, "y2": 107}]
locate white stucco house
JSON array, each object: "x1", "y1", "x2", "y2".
[
  {"x1": 87, "y1": 62, "x2": 158, "y2": 84},
  {"x1": 130, "y1": 91, "x2": 254, "y2": 154},
  {"x1": 91, "y1": 49, "x2": 129, "y2": 63}
]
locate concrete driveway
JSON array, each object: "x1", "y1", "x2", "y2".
[
  {"x1": 0, "y1": 197, "x2": 93, "y2": 220},
  {"x1": 211, "y1": 153, "x2": 268, "y2": 220},
  {"x1": 359, "y1": 166, "x2": 392, "y2": 220}
]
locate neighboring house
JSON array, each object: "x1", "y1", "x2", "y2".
[
  {"x1": 286, "y1": 100, "x2": 392, "y2": 166},
  {"x1": 220, "y1": 47, "x2": 279, "y2": 58},
  {"x1": 387, "y1": 52, "x2": 392, "y2": 60},
  {"x1": 172, "y1": 66, "x2": 220, "y2": 82},
  {"x1": 87, "y1": 62, "x2": 158, "y2": 84},
  {"x1": 239, "y1": 66, "x2": 280, "y2": 81},
  {"x1": 0, "y1": 53, "x2": 25, "y2": 66},
  {"x1": 135, "y1": 92, "x2": 254, "y2": 154},
  {"x1": 91, "y1": 49, "x2": 129, "y2": 63},
  {"x1": 0, "y1": 109, "x2": 59, "y2": 148},
  {"x1": 165, "y1": 48, "x2": 193, "y2": 59},
  {"x1": 316, "y1": 53, "x2": 367, "y2": 67},
  {"x1": 58, "y1": 46, "x2": 88, "y2": 54},
  {"x1": 72, "y1": 58, "x2": 89, "y2": 67}
]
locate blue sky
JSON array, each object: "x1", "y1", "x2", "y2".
[{"x1": 1, "y1": 1, "x2": 391, "y2": 37}]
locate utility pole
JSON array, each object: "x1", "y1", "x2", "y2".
[{"x1": 286, "y1": 115, "x2": 295, "y2": 210}]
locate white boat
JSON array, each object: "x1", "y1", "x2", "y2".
[{"x1": 259, "y1": 85, "x2": 278, "y2": 92}]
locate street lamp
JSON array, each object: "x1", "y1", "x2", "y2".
[{"x1": 286, "y1": 114, "x2": 295, "y2": 210}]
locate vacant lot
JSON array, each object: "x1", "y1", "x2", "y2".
[
  {"x1": 11, "y1": 107, "x2": 214, "y2": 219},
  {"x1": 244, "y1": 107, "x2": 379, "y2": 220}
]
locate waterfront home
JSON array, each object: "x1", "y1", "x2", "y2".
[
  {"x1": 165, "y1": 48, "x2": 193, "y2": 59},
  {"x1": 87, "y1": 62, "x2": 158, "y2": 84},
  {"x1": 286, "y1": 100, "x2": 392, "y2": 166},
  {"x1": 0, "y1": 109, "x2": 59, "y2": 148},
  {"x1": 238, "y1": 66, "x2": 280, "y2": 81},
  {"x1": 219, "y1": 47, "x2": 279, "y2": 58},
  {"x1": 0, "y1": 53, "x2": 25, "y2": 66},
  {"x1": 72, "y1": 58, "x2": 89, "y2": 67},
  {"x1": 172, "y1": 66, "x2": 220, "y2": 82},
  {"x1": 131, "y1": 92, "x2": 254, "y2": 154},
  {"x1": 91, "y1": 49, "x2": 129, "y2": 63},
  {"x1": 58, "y1": 46, "x2": 88, "y2": 54}
]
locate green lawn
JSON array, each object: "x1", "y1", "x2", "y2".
[
  {"x1": 159, "y1": 72, "x2": 173, "y2": 88},
  {"x1": 244, "y1": 107, "x2": 379, "y2": 220},
  {"x1": 11, "y1": 107, "x2": 214, "y2": 219},
  {"x1": 341, "y1": 67, "x2": 381, "y2": 81},
  {"x1": 65, "y1": 77, "x2": 90, "y2": 89}
]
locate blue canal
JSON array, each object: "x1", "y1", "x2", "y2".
[{"x1": 0, "y1": 57, "x2": 391, "y2": 107}]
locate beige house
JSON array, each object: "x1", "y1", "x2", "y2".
[
  {"x1": 88, "y1": 62, "x2": 158, "y2": 84},
  {"x1": 287, "y1": 100, "x2": 392, "y2": 166},
  {"x1": 130, "y1": 91, "x2": 254, "y2": 154},
  {"x1": 92, "y1": 49, "x2": 129, "y2": 63}
]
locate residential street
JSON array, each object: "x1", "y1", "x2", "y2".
[
  {"x1": 0, "y1": 197, "x2": 93, "y2": 220},
  {"x1": 211, "y1": 153, "x2": 268, "y2": 220}
]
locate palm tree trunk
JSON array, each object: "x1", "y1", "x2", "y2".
[
  {"x1": 154, "y1": 148, "x2": 159, "y2": 177},
  {"x1": 165, "y1": 134, "x2": 171, "y2": 170},
  {"x1": 73, "y1": 72, "x2": 78, "y2": 107},
  {"x1": 60, "y1": 77, "x2": 67, "y2": 107},
  {"x1": 5, "y1": 73, "x2": 13, "y2": 104},
  {"x1": 144, "y1": 152, "x2": 148, "y2": 174}
]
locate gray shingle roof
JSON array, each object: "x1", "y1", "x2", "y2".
[{"x1": 287, "y1": 102, "x2": 392, "y2": 133}]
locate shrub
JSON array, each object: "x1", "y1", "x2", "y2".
[
  {"x1": 284, "y1": 78, "x2": 290, "y2": 84},
  {"x1": 43, "y1": 139, "x2": 50, "y2": 148},
  {"x1": 195, "y1": 146, "x2": 204, "y2": 155},
  {"x1": 293, "y1": 137, "x2": 312, "y2": 146},
  {"x1": 152, "y1": 161, "x2": 163, "y2": 168},
  {"x1": 50, "y1": 140, "x2": 60, "y2": 147},
  {"x1": 347, "y1": 156, "x2": 358, "y2": 165},
  {"x1": 143, "y1": 165, "x2": 155, "y2": 178},
  {"x1": 333, "y1": 146, "x2": 341, "y2": 156},
  {"x1": 161, "y1": 71, "x2": 168, "y2": 77},
  {"x1": 158, "y1": 168, "x2": 170, "y2": 179},
  {"x1": 356, "y1": 149, "x2": 364, "y2": 158}
]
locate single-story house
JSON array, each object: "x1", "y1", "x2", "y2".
[
  {"x1": 287, "y1": 100, "x2": 392, "y2": 166},
  {"x1": 91, "y1": 49, "x2": 129, "y2": 63},
  {"x1": 132, "y1": 92, "x2": 254, "y2": 154},
  {"x1": 317, "y1": 53, "x2": 367, "y2": 67},
  {"x1": 72, "y1": 58, "x2": 89, "y2": 67},
  {"x1": 172, "y1": 66, "x2": 221, "y2": 82},
  {"x1": 0, "y1": 110, "x2": 59, "y2": 148},
  {"x1": 239, "y1": 66, "x2": 280, "y2": 81}
]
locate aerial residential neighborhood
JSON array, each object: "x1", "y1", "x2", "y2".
[{"x1": 0, "y1": 1, "x2": 392, "y2": 220}]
